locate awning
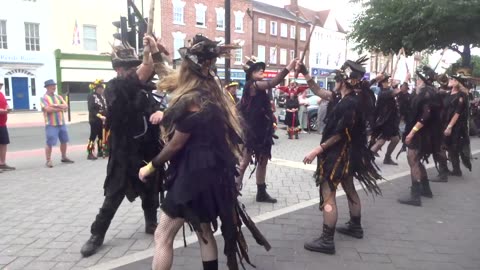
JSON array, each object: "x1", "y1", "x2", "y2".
[{"x1": 61, "y1": 68, "x2": 116, "y2": 82}]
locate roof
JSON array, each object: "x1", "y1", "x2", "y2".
[
  {"x1": 285, "y1": 5, "x2": 347, "y2": 33},
  {"x1": 253, "y1": 1, "x2": 309, "y2": 24},
  {"x1": 336, "y1": 20, "x2": 347, "y2": 34}
]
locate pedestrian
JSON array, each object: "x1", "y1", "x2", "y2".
[
  {"x1": 397, "y1": 66, "x2": 448, "y2": 206},
  {"x1": 86, "y1": 79, "x2": 107, "y2": 160},
  {"x1": 396, "y1": 82, "x2": 411, "y2": 134},
  {"x1": 0, "y1": 80, "x2": 15, "y2": 172},
  {"x1": 40, "y1": 79, "x2": 74, "y2": 168},
  {"x1": 300, "y1": 57, "x2": 382, "y2": 255},
  {"x1": 80, "y1": 35, "x2": 167, "y2": 257},
  {"x1": 224, "y1": 81, "x2": 239, "y2": 104},
  {"x1": 284, "y1": 91, "x2": 300, "y2": 139},
  {"x1": 237, "y1": 57, "x2": 297, "y2": 203},
  {"x1": 316, "y1": 97, "x2": 328, "y2": 134},
  {"x1": 298, "y1": 88, "x2": 309, "y2": 133},
  {"x1": 138, "y1": 34, "x2": 270, "y2": 270}
]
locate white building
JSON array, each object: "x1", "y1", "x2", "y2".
[
  {"x1": 1, "y1": 0, "x2": 161, "y2": 111},
  {"x1": 0, "y1": 0, "x2": 55, "y2": 110}
]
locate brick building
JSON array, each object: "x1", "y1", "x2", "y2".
[
  {"x1": 251, "y1": 0, "x2": 309, "y2": 82},
  {"x1": 160, "y1": 0, "x2": 252, "y2": 83}
]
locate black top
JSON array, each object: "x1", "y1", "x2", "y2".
[
  {"x1": 87, "y1": 92, "x2": 107, "y2": 122},
  {"x1": 372, "y1": 87, "x2": 400, "y2": 138}
]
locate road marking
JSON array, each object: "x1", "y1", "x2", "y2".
[{"x1": 89, "y1": 148, "x2": 480, "y2": 270}]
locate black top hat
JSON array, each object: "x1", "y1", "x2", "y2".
[
  {"x1": 111, "y1": 43, "x2": 142, "y2": 69},
  {"x1": 333, "y1": 56, "x2": 369, "y2": 86},
  {"x1": 415, "y1": 66, "x2": 436, "y2": 85},
  {"x1": 243, "y1": 56, "x2": 266, "y2": 75}
]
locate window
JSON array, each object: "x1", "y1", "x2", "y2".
[
  {"x1": 25, "y1": 22, "x2": 40, "y2": 51},
  {"x1": 173, "y1": 0, "x2": 186, "y2": 24},
  {"x1": 234, "y1": 11, "x2": 244, "y2": 32},
  {"x1": 258, "y1": 18, "x2": 266, "y2": 33},
  {"x1": 215, "y1": 37, "x2": 225, "y2": 63},
  {"x1": 315, "y1": 52, "x2": 321, "y2": 65},
  {"x1": 0, "y1": 20, "x2": 7, "y2": 49},
  {"x1": 30, "y1": 78, "x2": 36, "y2": 96},
  {"x1": 83, "y1": 25, "x2": 97, "y2": 51},
  {"x1": 3, "y1": 78, "x2": 10, "y2": 96},
  {"x1": 234, "y1": 48, "x2": 243, "y2": 64},
  {"x1": 280, "y1": 23, "x2": 287, "y2": 38},
  {"x1": 172, "y1": 31, "x2": 186, "y2": 59},
  {"x1": 290, "y1": 25, "x2": 296, "y2": 39},
  {"x1": 300, "y1": 27, "x2": 307, "y2": 41},
  {"x1": 269, "y1": 47, "x2": 277, "y2": 64},
  {"x1": 215, "y1": 7, "x2": 225, "y2": 30},
  {"x1": 195, "y1": 3, "x2": 207, "y2": 27},
  {"x1": 280, "y1": 49, "x2": 287, "y2": 65},
  {"x1": 290, "y1": 50, "x2": 295, "y2": 61},
  {"x1": 270, "y1": 21, "x2": 277, "y2": 36},
  {"x1": 257, "y1": 45, "x2": 266, "y2": 62}
]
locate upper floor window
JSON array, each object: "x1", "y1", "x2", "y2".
[
  {"x1": 257, "y1": 45, "x2": 266, "y2": 62},
  {"x1": 290, "y1": 49, "x2": 295, "y2": 61},
  {"x1": 25, "y1": 22, "x2": 40, "y2": 51},
  {"x1": 195, "y1": 3, "x2": 207, "y2": 27},
  {"x1": 234, "y1": 48, "x2": 243, "y2": 64},
  {"x1": 172, "y1": 31, "x2": 186, "y2": 59},
  {"x1": 215, "y1": 7, "x2": 225, "y2": 30},
  {"x1": 83, "y1": 25, "x2": 97, "y2": 51},
  {"x1": 280, "y1": 48, "x2": 287, "y2": 65},
  {"x1": 173, "y1": 0, "x2": 186, "y2": 25},
  {"x1": 280, "y1": 23, "x2": 287, "y2": 38},
  {"x1": 258, "y1": 18, "x2": 266, "y2": 34},
  {"x1": 270, "y1": 21, "x2": 277, "y2": 36},
  {"x1": 234, "y1": 11, "x2": 244, "y2": 32},
  {"x1": 290, "y1": 25, "x2": 296, "y2": 39},
  {"x1": 0, "y1": 20, "x2": 7, "y2": 49},
  {"x1": 269, "y1": 46, "x2": 277, "y2": 64},
  {"x1": 300, "y1": 27, "x2": 307, "y2": 41}
]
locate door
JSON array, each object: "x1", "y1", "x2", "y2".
[{"x1": 12, "y1": 77, "x2": 30, "y2": 110}]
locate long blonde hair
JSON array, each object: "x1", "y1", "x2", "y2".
[{"x1": 157, "y1": 60, "x2": 244, "y2": 158}]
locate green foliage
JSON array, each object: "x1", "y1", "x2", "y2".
[{"x1": 350, "y1": 0, "x2": 480, "y2": 65}]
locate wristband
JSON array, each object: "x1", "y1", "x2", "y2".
[
  {"x1": 412, "y1": 126, "x2": 419, "y2": 132},
  {"x1": 152, "y1": 52, "x2": 163, "y2": 63},
  {"x1": 447, "y1": 125, "x2": 453, "y2": 129},
  {"x1": 144, "y1": 162, "x2": 156, "y2": 175}
]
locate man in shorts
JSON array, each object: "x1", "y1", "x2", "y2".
[
  {"x1": 40, "y1": 79, "x2": 74, "y2": 168},
  {"x1": 0, "y1": 80, "x2": 15, "y2": 172}
]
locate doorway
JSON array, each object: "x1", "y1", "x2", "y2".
[{"x1": 12, "y1": 77, "x2": 30, "y2": 110}]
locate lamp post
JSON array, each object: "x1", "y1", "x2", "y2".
[{"x1": 225, "y1": 0, "x2": 231, "y2": 83}]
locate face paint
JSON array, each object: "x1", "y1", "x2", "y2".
[{"x1": 324, "y1": 204, "x2": 333, "y2": 212}]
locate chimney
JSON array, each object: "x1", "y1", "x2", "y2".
[{"x1": 291, "y1": 0, "x2": 298, "y2": 8}]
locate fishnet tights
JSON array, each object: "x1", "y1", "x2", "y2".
[
  {"x1": 152, "y1": 213, "x2": 218, "y2": 270},
  {"x1": 236, "y1": 149, "x2": 269, "y2": 186},
  {"x1": 407, "y1": 149, "x2": 424, "y2": 182}
]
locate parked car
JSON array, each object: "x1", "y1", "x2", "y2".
[{"x1": 278, "y1": 92, "x2": 321, "y2": 131}]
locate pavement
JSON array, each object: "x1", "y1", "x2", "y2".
[
  {"x1": 0, "y1": 126, "x2": 479, "y2": 270},
  {"x1": 6, "y1": 110, "x2": 88, "y2": 128}
]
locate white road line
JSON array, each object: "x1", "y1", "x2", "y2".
[{"x1": 89, "y1": 149, "x2": 480, "y2": 270}]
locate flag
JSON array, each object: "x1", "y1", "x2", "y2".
[{"x1": 72, "y1": 20, "x2": 80, "y2": 45}]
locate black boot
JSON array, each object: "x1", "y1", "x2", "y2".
[
  {"x1": 256, "y1": 184, "x2": 277, "y2": 203},
  {"x1": 144, "y1": 210, "x2": 158, "y2": 234},
  {"x1": 336, "y1": 216, "x2": 363, "y2": 239},
  {"x1": 431, "y1": 170, "x2": 448, "y2": 182},
  {"x1": 295, "y1": 131, "x2": 299, "y2": 139},
  {"x1": 383, "y1": 155, "x2": 398, "y2": 165},
  {"x1": 397, "y1": 181, "x2": 422, "y2": 206},
  {"x1": 304, "y1": 224, "x2": 335, "y2": 254},
  {"x1": 87, "y1": 140, "x2": 97, "y2": 160},
  {"x1": 81, "y1": 207, "x2": 114, "y2": 257},
  {"x1": 450, "y1": 155, "x2": 462, "y2": 176},
  {"x1": 420, "y1": 178, "x2": 433, "y2": 198},
  {"x1": 80, "y1": 234, "x2": 105, "y2": 257}
]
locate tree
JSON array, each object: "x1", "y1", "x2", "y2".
[
  {"x1": 446, "y1": 55, "x2": 480, "y2": 77},
  {"x1": 349, "y1": 0, "x2": 480, "y2": 67}
]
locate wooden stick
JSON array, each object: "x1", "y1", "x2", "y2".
[
  {"x1": 295, "y1": 17, "x2": 319, "y2": 79},
  {"x1": 143, "y1": 0, "x2": 156, "y2": 63}
]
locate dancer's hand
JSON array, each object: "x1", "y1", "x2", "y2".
[
  {"x1": 303, "y1": 146, "x2": 322, "y2": 164},
  {"x1": 150, "y1": 111, "x2": 164, "y2": 125},
  {"x1": 138, "y1": 162, "x2": 155, "y2": 183},
  {"x1": 405, "y1": 133, "x2": 414, "y2": 145},
  {"x1": 287, "y1": 58, "x2": 298, "y2": 71},
  {"x1": 143, "y1": 35, "x2": 159, "y2": 54},
  {"x1": 444, "y1": 127, "x2": 452, "y2": 136}
]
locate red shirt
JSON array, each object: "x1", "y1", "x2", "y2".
[{"x1": 0, "y1": 92, "x2": 7, "y2": 127}]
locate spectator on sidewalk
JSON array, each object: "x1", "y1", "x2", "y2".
[
  {"x1": 298, "y1": 89, "x2": 309, "y2": 133},
  {"x1": 40, "y1": 79, "x2": 74, "y2": 168},
  {"x1": 0, "y1": 81, "x2": 15, "y2": 172}
]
